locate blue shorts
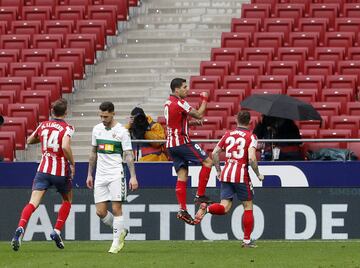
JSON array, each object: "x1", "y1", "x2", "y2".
[
  {"x1": 32, "y1": 172, "x2": 72, "y2": 194},
  {"x1": 220, "y1": 182, "x2": 254, "y2": 201},
  {"x1": 167, "y1": 142, "x2": 208, "y2": 172}
]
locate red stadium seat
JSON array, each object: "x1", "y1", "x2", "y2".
[
  {"x1": 0, "y1": 49, "x2": 20, "y2": 66},
  {"x1": 324, "y1": 32, "x2": 355, "y2": 49},
  {"x1": 311, "y1": 102, "x2": 341, "y2": 116},
  {"x1": 32, "y1": 34, "x2": 63, "y2": 50},
  {"x1": 0, "y1": 7, "x2": 18, "y2": 25},
  {"x1": 0, "y1": 90, "x2": 15, "y2": 112},
  {"x1": 210, "y1": 48, "x2": 241, "y2": 72},
  {"x1": 10, "y1": 20, "x2": 41, "y2": 36},
  {"x1": 293, "y1": 75, "x2": 324, "y2": 90},
  {"x1": 101, "y1": 0, "x2": 129, "y2": 21},
  {"x1": 230, "y1": 18, "x2": 261, "y2": 34},
  {"x1": 335, "y1": 18, "x2": 360, "y2": 37},
  {"x1": 347, "y1": 47, "x2": 360, "y2": 61},
  {"x1": 256, "y1": 75, "x2": 288, "y2": 93},
  {"x1": 326, "y1": 75, "x2": 358, "y2": 95},
  {"x1": 88, "y1": 5, "x2": 118, "y2": 36},
  {"x1": 343, "y1": 3, "x2": 360, "y2": 17},
  {"x1": 0, "y1": 34, "x2": 30, "y2": 49},
  {"x1": 298, "y1": 18, "x2": 329, "y2": 44},
  {"x1": 189, "y1": 76, "x2": 221, "y2": 94},
  {"x1": 54, "y1": 48, "x2": 85, "y2": 79},
  {"x1": 277, "y1": 47, "x2": 308, "y2": 72},
  {"x1": 55, "y1": 6, "x2": 85, "y2": 21},
  {"x1": 0, "y1": 62, "x2": 8, "y2": 77},
  {"x1": 76, "y1": 20, "x2": 107, "y2": 50},
  {"x1": 186, "y1": 89, "x2": 213, "y2": 103},
  {"x1": 330, "y1": 115, "x2": 360, "y2": 131},
  {"x1": 263, "y1": 18, "x2": 294, "y2": 43},
  {"x1": 253, "y1": 32, "x2": 284, "y2": 53},
  {"x1": 221, "y1": 32, "x2": 251, "y2": 48},
  {"x1": 347, "y1": 142, "x2": 360, "y2": 158},
  {"x1": 298, "y1": 115, "x2": 327, "y2": 129},
  {"x1": 22, "y1": 6, "x2": 52, "y2": 23},
  {"x1": 29, "y1": 0, "x2": 56, "y2": 11},
  {"x1": 20, "y1": 90, "x2": 50, "y2": 121},
  {"x1": 346, "y1": 102, "x2": 360, "y2": 116},
  {"x1": 309, "y1": 3, "x2": 339, "y2": 29},
  {"x1": 321, "y1": 88, "x2": 354, "y2": 112},
  {"x1": 337, "y1": 61, "x2": 360, "y2": 81},
  {"x1": 31, "y1": 76, "x2": 62, "y2": 102},
  {"x1": 200, "y1": 61, "x2": 230, "y2": 82},
  {"x1": 223, "y1": 75, "x2": 254, "y2": 97},
  {"x1": 206, "y1": 102, "x2": 235, "y2": 118},
  {"x1": 43, "y1": 20, "x2": 74, "y2": 37},
  {"x1": 189, "y1": 129, "x2": 213, "y2": 140},
  {"x1": 314, "y1": 47, "x2": 345, "y2": 62},
  {"x1": 252, "y1": 88, "x2": 282, "y2": 95},
  {"x1": 234, "y1": 61, "x2": 265, "y2": 77},
  {"x1": 214, "y1": 129, "x2": 227, "y2": 139},
  {"x1": 194, "y1": 116, "x2": 223, "y2": 130},
  {"x1": 0, "y1": 77, "x2": 26, "y2": 101},
  {"x1": 304, "y1": 60, "x2": 334, "y2": 76},
  {"x1": 319, "y1": 129, "x2": 353, "y2": 139},
  {"x1": 65, "y1": 33, "x2": 96, "y2": 64},
  {"x1": 0, "y1": 117, "x2": 27, "y2": 150},
  {"x1": 287, "y1": 88, "x2": 318, "y2": 102},
  {"x1": 129, "y1": 0, "x2": 139, "y2": 7},
  {"x1": 7, "y1": 103, "x2": 39, "y2": 135},
  {"x1": 0, "y1": 131, "x2": 16, "y2": 161},
  {"x1": 0, "y1": 21, "x2": 8, "y2": 35},
  {"x1": 214, "y1": 89, "x2": 246, "y2": 107},
  {"x1": 275, "y1": 3, "x2": 305, "y2": 25},
  {"x1": 289, "y1": 32, "x2": 319, "y2": 58},
  {"x1": 243, "y1": 47, "x2": 274, "y2": 63},
  {"x1": 43, "y1": 62, "x2": 74, "y2": 94},
  {"x1": 251, "y1": 0, "x2": 277, "y2": 14},
  {"x1": 9, "y1": 62, "x2": 41, "y2": 88},
  {"x1": 267, "y1": 61, "x2": 298, "y2": 85},
  {"x1": 306, "y1": 142, "x2": 345, "y2": 153},
  {"x1": 21, "y1": 48, "x2": 53, "y2": 66},
  {"x1": 299, "y1": 129, "x2": 318, "y2": 139},
  {"x1": 241, "y1": 3, "x2": 271, "y2": 22}
]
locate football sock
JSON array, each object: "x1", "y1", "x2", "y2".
[
  {"x1": 175, "y1": 180, "x2": 187, "y2": 210},
  {"x1": 208, "y1": 203, "x2": 226, "y2": 215},
  {"x1": 101, "y1": 210, "x2": 114, "y2": 228},
  {"x1": 112, "y1": 216, "x2": 125, "y2": 246},
  {"x1": 196, "y1": 166, "x2": 211, "y2": 197},
  {"x1": 243, "y1": 209, "x2": 254, "y2": 241},
  {"x1": 54, "y1": 201, "x2": 71, "y2": 231},
  {"x1": 18, "y1": 203, "x2": 36, "y2": 229}
]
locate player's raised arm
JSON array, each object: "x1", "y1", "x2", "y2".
[
  {"x1": 248, "y1": 146, "x2": 264, "y2": 181},
  {"x1": 123, "y1": 150, "x2": 138, "y2": 191},
  {"x1": 188, "y1": 92, "x2": 209, "y2": 120},
  {"x1": 86, "y1": 146, "x2": 97, "y2": 189},
  {"x1": 62, "y1": 134, "x2": 75, "y2": 179}
]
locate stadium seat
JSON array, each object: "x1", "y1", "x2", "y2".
[
  {"x1": 293, "y1": 75, "x2": 324, "y2": 90},
  {"x1": 256, "y1": 75, "x2": 288, "y2": 93},
  {"x1": 43, "y1": 20, "x2": 74, "y2": 37},
  {"x1": 88, "y1": 5, "x2": 118, "y2": 36},
  {"x1": 19, "y1": 90, "x2": 51, "y2": 122},
  {"x1": 347, "y1": 142, "x2": 360, "y2": 159},
  {"x1": 210, "y1": 48, "x2": 241, "y2": 72},
  {"x1": 330, "y1": 115, "x2": 360, "y2": 132},
  {"x1": 0, "y1": 62, "x2": 8, "y2": 77},
  {"x1": 298, "y1": 18, "x2": 329, "y2": 44},
  {"x1": 346, "y1": 102, "x2": 360, "y2": 116},
  {"x1": 221, "y1": 32, "x2": 251, "y2": 48},
  {"x1": 234, "y1": 61, "x2": 265, "y2": 77},
  {"x1": 0, "y1": 90, "x2": 15, "y2": 112},
  {"x1": 128, "y1": 0, "x2": 140, "y2": 7},
  {"x1": 298, "y1": 115, "x2": 327, "y2": 129},
  {"x1": 306, "y1": 142, "x2": 345, "y2": 153},
  {"x1": 0, "y1": 21, "x2": 8, "y2": 35},
  {"x1": 319, "y1": 129, "x2": 353, "y2": 139},
  {"x1": 289, "y1": 32, "x2": 319, "y2": 57},
  {"x1": 189, "y1": 76, "x2": 221, "y2": 94},
  {"x1": 10, "y1": 21, "x2": 42, "y2": 37},
  {"x1": 335, "y1": 18, "x2": 360, "y2": 37},
  {"x1": 214, "y1": 129, "x2": 227, "y2": 139},
  {"x1": 252, "y1": 88, "x2": 283, "y2": 95},
  {"x1": 251, "y1": 0, "x2": 277, "y2": 13},
  {"x1": 277, "y1": 47, "x2": 308, "y2": 72},
  {"x1": 304, "y1": 60, "x2": 334, "y2": 76},
  {"x1": 230, "y1": 18, "x2": 261, "y2": 34},
  {"x1": 0, "y1": 131, "x2": 16, "y2": 161},
  {"x1": 325, "y1": 75, "x2": 358, "y2": 95},
  {"x1": 0, "y1": 49, "x2": 19, "y2": 67},
  {"x1": 324, "y1": 32, "x2": 355, "y2": 49},
  {"x1": 0, "y1": 34, "x2": 30, "y2": 49},
  {"x1": 76, "y1": 19, "x2": 107, "y2": 50},
  {"x1": 321, "y1": 88, "x2": 354, "y2": 112},
  {"x1": 0, "y1": 7, "x2": 19, "y2": 25},
  {"x1": 253, "y1": 32, "x2": 284, "y2": 53},
  {"x1": 55, "y1": 6, "x2": 86, "y2": 21},
  {"x1": 194, "y1": 116, "x2": 223, "y2": 130},
  {"x1": 314, "y1": 47, "x2": 345, "y2": 62},
  {"x1": 311, "y1": 102, "x2": 341, "y2": 116},
  {"x1": 287, "y1": 88, "x2": 318, "y2": 102},
  {"x1": 0, "y1": 116, "x2": 27, "y2": 150},
  {"x1": 347, "y1": 47, "x2": 360, "y2": 61},
  {"x1": 65, "y1": 33, "x2": 96, "y2": 64},
  {"x1": 206, "y1": 102, "x2": 235, "y2": 119},
  {"x1": 299, "y1": 129, "x2": 318, "y2": 139},
  {"x1": 0, "y1": 77, "x2": 26, "y2": 102},
  {"x1": 214, "y1": 89, "x2": 246, "y2": 107},
  {"x1": 267, "y1": 61, "x2": 298, "y2": 85},
  {"x1": 21, "y1": 48, "x2": 53, "y2": 66},
  {"x1": 9, "y1": 62, "x2": 41, "y2": 88},
  {"x1": 337, "y1": 61, "x2": 360, "y2": 81},
  {"x1": 7, "y1": 103, "x2": 39, "y2": 135},
  {"x1": 29, "y1": 0, "x2": 56, "y2": 11},
  {"x1": 101, "y1": 0, "x2": 129, "y2": 21},
  {"x1": 280, "y1": 0, "x2": 311, "y2": 14},
  {"x1": 43, "y1": 62, "x2": 74, "y2": 93},
  {"x1": 264, "y1": 18, "x2": 294, "y2": 43},
  {"x1": 189, "y1": 129, "x2": 213, "y2": 140},
  {"x1": 186, "y1": 89, "x2": 213, "y2": 103},
  {"x1": 200, "y1": 61, "x2": 231, "y2": 82},
  {"x1": 343, "y1": 3, "x2": 360, "y2": 18},
  {"x1": 31, "y1": 76, "x2": 62, "y2": 103},
  {"x1": 54, "y1": 48, "x2": 85, "y2": 79},
  {"x1": 32, "y1": 34, "x2": 63, "y2": 50},
  {"x1": 241, "y1": 3, "x2": 271, "y2": 22},
  {"x1": 309, "y1": 3, "x2": 339, "y2": 29},
  {"x1": 275, "y1": 3, "x2": 305, "y2": 25},
  {"x1": 243, "y1": 47, "x2": 274, "y2": 63},
  {"x1": 223, "y1": 75, "x2": 254, "y2": 97},
  {"x1": 22, "y1": 6, "x2": 52, "y2": 23}
]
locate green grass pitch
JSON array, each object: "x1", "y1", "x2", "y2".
[{"x1": 1, "y1": 240, "x2": 360, "y2": 268}]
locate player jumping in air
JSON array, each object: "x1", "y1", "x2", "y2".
[{"x1": 11, "y1": 98, "x2": 75, "y2": 251}]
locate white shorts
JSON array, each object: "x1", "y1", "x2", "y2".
[{"x1": 94, "y1": 176, "x2": 127, "y2": 204}]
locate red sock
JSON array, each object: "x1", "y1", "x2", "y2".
[
  {"x1": 243, "y1": 210, "x2": 254, "y2": 240},
  {"x1": 175, "y1": 180, "x2": 187, "y2": 210},
  {"x1": 208, "y1": 203, "x2": 226, "y2": 215},
  {"x1": 197, "y1": 165, "x2": 211, "y2": 197},
  {"x1": 18, "y1": 203, "x2": 36, "y2": 228},
  {"x1": 54, "y1": 201, "x2": 71, "y2": 231}
]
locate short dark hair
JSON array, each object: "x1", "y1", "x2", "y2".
[
  {"x1": 170, "y1": 78, "x2": 186, "y2": 92},
  {"x1": 99, "y1": 101, "x2": 114, "y2": 113},
  {"x1": 52, "y1": 98, "x2": 67, "y2": 117},
  {"x1": 237, "y1": 111, "x2": 251, "y2": 126}
]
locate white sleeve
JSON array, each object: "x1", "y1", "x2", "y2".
[
  {"x1": 91, "y1": 127, "x2": 97, "y2": 147},
  {"x1": 177, "y1": 100, "x2": 192, "y2": 113},
  {"x1": 65, "y1": 125, "x2": 75, "y2": 138},
  {"x1": 121, "y1": 129, "x2": 133, "y2": 151},
  {"x1": 250, "y1": 134, "x2": 258, "y2": 149}
]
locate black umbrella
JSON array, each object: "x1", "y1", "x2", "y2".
[{"x1": 240, "y1": 94, "x2": 322, "y2": 121}]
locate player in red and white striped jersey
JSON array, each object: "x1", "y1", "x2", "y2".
[
  {"x1": 11, "y1": 99, "x2": 75, "y2": 251},
  {"x1": 164, "y1": 78, "x2": 213, "y2": 225},
  {"x1": 194, "y1": 111, "x2": 264, "y2": 248}
]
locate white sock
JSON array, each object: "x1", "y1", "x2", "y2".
[
  {"x1": 101, "y1": 211, "x2": 114, "y2": 228},
  {"x1": 112, "y1": 216, "x2": 124, "y2": 247}
]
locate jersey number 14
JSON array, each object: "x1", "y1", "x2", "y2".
[{"x1": 41, "y1": 129, "x2": 60, "y2": 152}]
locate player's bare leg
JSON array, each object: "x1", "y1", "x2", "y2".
[
  {"x1": 108, "y1": 202, "x2": 128, "y2": 254},
  {"x1": 11, "y1": 190, "x2": 45, "y2": 251},
  {"x1": 195, "y1": 199, "x2": 232, "y2": 224},
  {"x1": 194, "y1": 157, "x2": 213, "y2": 204},
  {"x1": 241, "y1": 201, "x2": 257, "y2": 248},
  {"x1": 176, "y1": 168, "x2": 195, "y2": 225}
]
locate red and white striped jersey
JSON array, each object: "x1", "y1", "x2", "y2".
[
  {"x1": 217, "y1": 127, "x2": 257, "y2": 184},
  {"x1": 164, "y1": 95, "x2": 192, "y2": 148},
  {"x1": 33, "y1": 119, "x2": 75, "y2": 176}
]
